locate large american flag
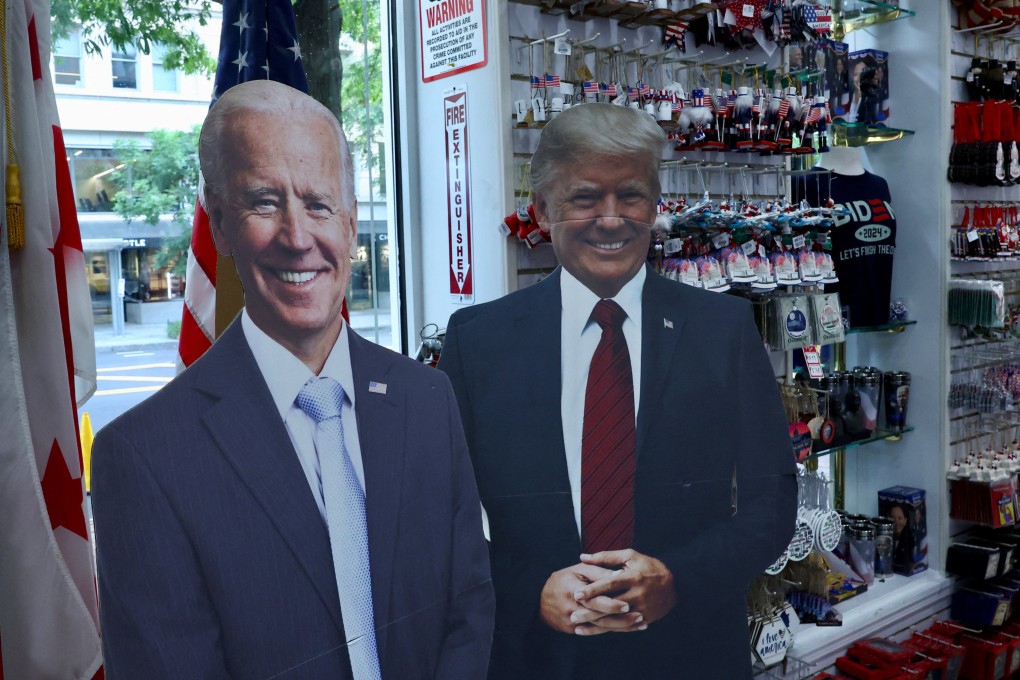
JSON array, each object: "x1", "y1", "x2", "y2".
[{"x1": 177, "y1": 0, "x2": 311, "y2": 370}]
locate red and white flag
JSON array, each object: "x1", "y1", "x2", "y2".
[{"x1": 0, "y1": 0, "x2": 102, "y2": 677}]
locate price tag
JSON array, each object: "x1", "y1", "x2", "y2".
[
  {"x1": 1006, "y1": 75, "x2": 1014, "y2": 86},
  {"x1": 712, "y1": 232, "x2": 731, "y2": 249},
  {"x1": 664, "y1": 238, "x2": 682, "y2": 255},
  {"x1": 554, "y1": 37, "x2": 572, "y2": 56},
  {"x1": 968, "y1": 229, "x2": 980, "y2": 243},
  {"x1": 741, "y1": 240, "x2": 757, "y2": 256},
  {"x1": 526, "y1": 229, "x2": 544, "y2": 246},
  {"x1": 759, "y1": 244, "x2": 767, "y2": 258},
  {"x1": 743, "y1": 3, "x2": 755, "y2": 17},
  {"x1": 792, "y1": 235, "x2": 806, "y2": 249},
  {"x1": 498, "y1": 222, "x2": 512, "y2": 238},
  {"x1": 966, "y1": 72, "x2": 974, "y2": 83},
  {"x1": 570, "y1": 0, "x2": 587, "y2": 15},
  {"x1": 802, "y1": 348, "x2": 824, "y2": 379}
]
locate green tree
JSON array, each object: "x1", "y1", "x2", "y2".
[
  {"x1": 338, "y1": 0, "x2": 386, "y2": 195},
  {"x1": 49, "y1": 0, "x2": 385, "y2": 140},
  {"x1": 51, "y1": 0, "x2": 216, "y2": 75},
  {"x1": 109, "y1": 127, "x2": 201, "y2": 277}
]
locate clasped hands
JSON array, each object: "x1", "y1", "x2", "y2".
[{"x1": 539, "y1": 549, "x2": 676, "y2": 636}]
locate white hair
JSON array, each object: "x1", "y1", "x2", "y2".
[{"x1": 198, "y1": 80, "x2": 356, "y2": 213}]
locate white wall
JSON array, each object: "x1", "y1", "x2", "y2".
[{"x1": 398, "y1": 1, "x2": 514, "y2": 350}]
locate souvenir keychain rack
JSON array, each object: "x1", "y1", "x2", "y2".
[{"x1": 948, "y1": 7, "x2": 1020, "y2": 534}]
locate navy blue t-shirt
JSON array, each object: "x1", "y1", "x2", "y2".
[{"x1": 794, "y1": 170, "x2": 897, "y2": 328}]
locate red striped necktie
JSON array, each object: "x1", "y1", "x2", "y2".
[{"x1": 581, "y1": 299, "x2": 636, "y2": 553}]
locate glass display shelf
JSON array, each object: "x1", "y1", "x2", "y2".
[
  {"x1": 834, "y1": 0, "x2": 916, "y2": 39},
  {"x1": 846, "y1": 319, "x2": 916, "y2": 335},
  {"x1": 807, "y1": 426, "x2": 914, "y2": 461},
  {"x1": 507, "y1": 0, "x2": 719, "y2": 26},
  {"x1": 830, "y1": 121, "x2": 915, "y2": 147}
]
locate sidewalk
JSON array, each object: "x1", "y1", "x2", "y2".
[
  {"x1": 93, "y1": 308, "x2": 394, "y2": 354},
  {"x1": 93, "y1": 322, "x2": 178, "y2": 354}
]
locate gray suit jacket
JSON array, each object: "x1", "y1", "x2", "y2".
[
  {"x1": 440, "y1": 267, "x2": 798, "y2": 680},
  {"x1": 92, "y1": 319, "x2": 495, "y2": 679}
]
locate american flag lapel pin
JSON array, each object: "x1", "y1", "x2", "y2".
[
  {"x1": 368, "y1": 381, "x2": 387, "y2": 395},
  {"x1": 663, "y1": 318, "x2": 674, "y2": 329}
]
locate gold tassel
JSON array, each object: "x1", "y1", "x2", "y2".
[{"x1": 6, "y1": 163, "x2": 24, "y2": 250}]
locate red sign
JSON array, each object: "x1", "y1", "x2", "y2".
[{"x1": 445, "y1": 87, "x2": 473, "y2": 302}]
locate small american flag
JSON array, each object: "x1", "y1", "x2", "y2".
[
  {"x1": 664, "y1": 21, "x2": 688, "y2": 52},
  {"x1": 531, "y1": 75, "x2": 544, "y2": 90},
  {"x1": 602, "y1": 82, "x2": 617, "y2": 97},
  {"x1": 627, "y1": 86, "x2": 639, "y2": 101},
  {"x1": 639, "y1": 82, "x2": 651, "y2": 97},
  {"x1": 778, "y1": 99, "x2": 790, "y2": 119},
  {"x1": 545, "y1": 73, "x2": 561, "y2": 88},
  {"x1": 583, "y1": 81, "x2": 600, "y2": 94},
  {"x1": 803, "y1": 5, "x2": 832, "y2": 33}
]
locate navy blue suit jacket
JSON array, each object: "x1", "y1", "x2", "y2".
[
  {"x1": 439, "y1": 267, "x2": 797, "y2": 680},
  {"x1": 92, "y1": 320, "x2": 495, "y2": 679}
]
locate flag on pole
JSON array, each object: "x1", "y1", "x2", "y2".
[
  {"x1": 0, "y1": 0, "x2": 102, "y2": 676},
  {"x1": 179, "y1": 0, "x2": 341, "y2": 371}
]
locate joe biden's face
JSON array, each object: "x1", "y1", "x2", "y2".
[{"x1": 208, "y1": 108, "x2": 355, "y2": 365}]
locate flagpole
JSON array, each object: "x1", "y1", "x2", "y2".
[{"x1": 1, "y1": 0, "x2": 24, "y2": 250}]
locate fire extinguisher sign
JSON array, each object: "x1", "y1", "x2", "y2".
[{"x1": 444, "y1": 86, "x2": 473, "y2": 303}]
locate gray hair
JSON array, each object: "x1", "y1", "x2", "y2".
[
  {"x1": 530, "y1": 103, "x2": 666, "y2": 197},
  {"x1": 198, "y1": 80, "x2": 356, "y2": 213}
]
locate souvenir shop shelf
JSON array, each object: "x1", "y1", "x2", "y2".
[
  {"x1": 833, "y1": 0, "x2": 916, "y2": 40},
  {"x1": 807, "y1": 426, "x2": 915, "y2": 462},
  {"x1": 846, "y1": 319, "x2": 917, "y2": 335},
  {"x1": 830, "y1": 121, "x2": 915, "y2": 148},
  {"x1": 507, "y1": 0, "x2": 719, "y2": 27}
]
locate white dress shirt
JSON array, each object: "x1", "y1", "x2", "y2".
[
  {"x1": 242, "y1": 310, "x2": 365, "y2": 522},
  {"x1": 560, "y1": 267, "x2": 644, "y2": 537}
]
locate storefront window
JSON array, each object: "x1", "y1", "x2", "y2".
[
  {"x1": 53, "y1": 28, "x2": 82, "y2": 86},
  {"x1": 68, "y1": 149, "x2": 121, "y2": 212},
  {"x1": 85, "y1": 252, "x2": 112, "y2": 324},
  {"x1": 111, "y1": 43, "x2": 137, "y2": 89},
  {"x1": 122, "y1": 246, "x2": 182, "y2": 302}
]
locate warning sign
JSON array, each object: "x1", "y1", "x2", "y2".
[
  {"x1": 445, "y1": 86, "x2": 473, "y2": 303},
  {"x1": 419, "y1": 0, "x2": 487, "y2": 83}
]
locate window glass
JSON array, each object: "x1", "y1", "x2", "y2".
[
  {"x1": 111, "y1": 43, "x2": 137, "y2": 89},
  {"x1": 151, "y1": 44, "x2": 178, "y2": 92},
  {"x1": 85, "y1": 252, "x2": 112, "y2": 323},
  {"x1": 53, "y1": 28, "x2": 82, "y2": 86},
  {"x1": 122, "y1": 247, "x2": 182, "y2": 302},
  {"x1": 331, "y1": 0, "x2": 395, "y2": 349},
  {"x1": 69, "y1": 149, "x2": 121, "y2": 211}
]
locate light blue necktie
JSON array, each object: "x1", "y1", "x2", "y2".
[{"x1": 296, "y1": 377, "x2": 382, "y2": 680}]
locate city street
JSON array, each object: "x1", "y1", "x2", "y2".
[{"x1": 82, "y1": 347, "x2": 176, "y2": 435}]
